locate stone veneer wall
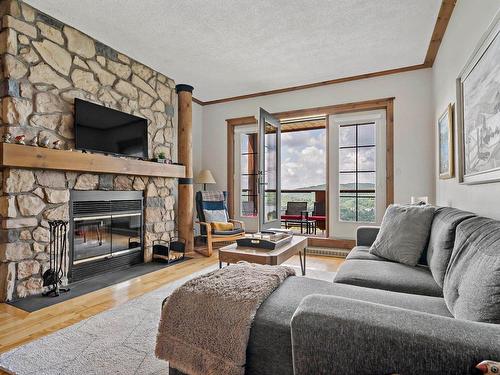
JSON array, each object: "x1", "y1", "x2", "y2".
[{"x1": 0, "y1": 0, "x2": 179, "y2": 301}]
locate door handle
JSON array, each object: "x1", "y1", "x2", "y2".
[{"x1": 256, "y1": 171, "x2": 263, "y2": 194}]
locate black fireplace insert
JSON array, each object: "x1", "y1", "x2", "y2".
[{"x1": 69, "y1": 190, "x2": 144, "y2": 282}]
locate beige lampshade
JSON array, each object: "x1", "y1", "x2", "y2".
[{"x1": 195, "y1": 169, "x2": 216, "y2": 184}]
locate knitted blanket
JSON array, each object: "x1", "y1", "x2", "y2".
[{"x1": 155, "y1": 262, "x2": 296, "y2": 375}]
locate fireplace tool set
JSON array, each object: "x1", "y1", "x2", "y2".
[{"x1": 42, "y1": 220, "x2": 70, "y2": 297}]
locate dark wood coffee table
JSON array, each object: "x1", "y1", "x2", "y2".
[{"x1": 218, "y1": 235, "x2": 308, "y2": 275}]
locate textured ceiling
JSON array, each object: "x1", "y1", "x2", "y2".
[{"x1": 25, "y1": 0, "x2": 441, "y2": 102}]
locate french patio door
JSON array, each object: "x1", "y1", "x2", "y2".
[
  {"x1": 232, "y1": 109, "x2": 282, "y2": 232},
  {"x1": 258, "y1": 108, "x2": 281, "y2": 230}
]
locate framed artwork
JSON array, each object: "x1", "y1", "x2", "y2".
[
  {"x1": 438, "y1": 104, "x2": 454, "y2": 179},
  {"x1": 456, "y1": 12, "x2": 500, "y2": 184}
]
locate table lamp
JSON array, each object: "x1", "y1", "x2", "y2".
[{"x1": 195, "y1": 169, "x2": 216, "y2": 190}]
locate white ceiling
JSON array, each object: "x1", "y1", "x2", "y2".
[{"x1": 25, "y1": 0, "x2": 441, "y2": 102}]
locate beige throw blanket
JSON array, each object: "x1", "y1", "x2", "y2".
[{"x1": 155, "y1": 262, "x2": 296, "y2": 375}]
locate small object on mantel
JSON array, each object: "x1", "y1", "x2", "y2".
[
  {"x1": 476, "y1": 360, "x2": 500, "y2": 374},
  {"x1": 52, "y1": 140, "x2": 62, "y2": 150},
  {"x1": 39, "y1": 136, "x2": 50, "y2": 148},
  {"x1": 2, "y1": 133, "x2": 12, "y2": 143},
  {"x1": 154, "y1": 151, "x2": 168, "y2": 163},
  {"x1": 29, "y1": 136, "x2": 39, "y2": 147},
  {"x1": 15, "y1": 135, "x2": 25, "y2": 145}
]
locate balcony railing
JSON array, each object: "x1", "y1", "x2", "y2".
[{"x1": 280, "y1": 189, "x2": 322, "y2": 213}]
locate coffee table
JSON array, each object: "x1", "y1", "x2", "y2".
[{"x1": 218, "y1": 235, "x2": 308, "y2": 275}]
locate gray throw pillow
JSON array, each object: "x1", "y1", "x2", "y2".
[
  {"x1": 370, "y1": 204, "x2": 435, "y2": 266},
  {"x1": 426, "y1": 207, "x2": 475, "y2": 287},
  {"x1": 443, "y1": 216, "x2": 500, "y2": 323},
  {"x1": 203, "y1": 209, "x2": 228, "y2": 223}
]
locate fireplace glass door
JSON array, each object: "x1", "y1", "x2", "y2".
[
  {"x1": 111, "y1": 213, "x2": 142, "y2": 254},
  {"x1": 73, "y1": 215, "x2": 112, "y2": 264}
]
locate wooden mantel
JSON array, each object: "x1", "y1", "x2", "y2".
[{"x1": 0, "y1": 143, "x2": 186, "y2": 178}]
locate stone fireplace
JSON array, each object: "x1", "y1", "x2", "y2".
[{"x1": 0, "y1": 1, "x2": 180, "y2": 301}]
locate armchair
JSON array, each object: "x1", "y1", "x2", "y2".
[
  {"x1": 195, "y1": 191, "x2": 245, "y2": 256},
  {"x1": 281, "y1": 201, "x2": 308, "y2": 221},
  {"x1": 310, "y1": 201, "x2": 326, "y2": 231}
]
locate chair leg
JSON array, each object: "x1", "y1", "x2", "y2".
[{"x1": 206, "y1": 239, "x2": 213, "y2": 257}]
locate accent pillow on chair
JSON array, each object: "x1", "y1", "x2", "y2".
[
  {"x1": 203, "y1": 209, "x2": 228, "y2": 223},
  {"x1": 211, "y1": 222, "x2": 234, "y2": 231},
  {"x1": 370, "y1": 204, "x2": 435, "y2": 266}
]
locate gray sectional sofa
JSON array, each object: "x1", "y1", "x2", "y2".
[{"x1": 245, "y1": 207, "x2": 500, "y2": 375}]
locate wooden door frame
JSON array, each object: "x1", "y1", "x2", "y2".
[{"x1": 226, "y1": 97, "x2": 395, "y2": 248}]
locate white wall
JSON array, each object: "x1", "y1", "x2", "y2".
[
  {"x1": 192, "y1": 102, "x2": 204, "y2": 235},
  {"x1": 433, "y1": 0, "x2": 500, "y2": 219},
  {"x1": 201, "y1": 69, "x2": 435, "y2": 208},
  {"x1": 192, "y1": 102, "x2": 203, "y2": 178}
]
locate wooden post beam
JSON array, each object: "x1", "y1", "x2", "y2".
[{"x1": 176, "y1": 84, "x2": 195, "y2": 254}]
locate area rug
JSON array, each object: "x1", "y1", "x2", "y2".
[
  {"x1": 0, "y1": 265, "x2": 217, "y2": 375},
  {"x1": 0, "y1": 263, "x2": 335, "y2": 375}
]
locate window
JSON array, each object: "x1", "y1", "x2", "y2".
[{"x1": 339, "y1": 122, "x2": 376, "y2": 222}]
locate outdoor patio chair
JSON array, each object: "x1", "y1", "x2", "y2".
[
  {"x1": 281, "y1": 201, "x2": 308, "y2": 221},
  {"x1": 310, "y1": 201, "x2": 326, "y2": 231}
]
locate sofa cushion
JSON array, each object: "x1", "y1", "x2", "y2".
[
  {"x1": 370, "y1": 204, "x2": 435, "y2": 266},
  {"x1": 334, "y1": 259, "x2": 443, "y2": 297},
  {"x1": 309, "y1": 215, "x2": 325, "y2": 222},
  {"x1": 346, "y1": 246, "x2": 388, "y2": 262},
  {"x1": 426, "y1": 207, "x2": 475, "y2": 287},
  {"x1": 247, "y1": 277, "x2": 450, "y2": 375},
  {"x1": 356, "y1": 226, "x2": 380, "y2": 247},
  {"x1": 444, "y1": 217, "x2": 500, "y2": 323},
  {"x1": 281, "y1": 214, "x2": 302, "y2": 220}
]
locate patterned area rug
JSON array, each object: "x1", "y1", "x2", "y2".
[
  {"x1": 0, "y1": 265, "x2": 217, "y2": 375},
  {"x1": 0, "y1": 263, "x2": 335, "y2": 375}
]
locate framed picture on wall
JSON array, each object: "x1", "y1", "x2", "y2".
[
  {"x1": 456, "y1": 12, "x2": 500, "y2": 184},
  {"x1": 438, "y1": 104, "x2": 454, "y2": 179}
]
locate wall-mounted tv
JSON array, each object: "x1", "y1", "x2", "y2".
[{"x1": 74, "y1": 98, "x2": 148, "y2": 159}]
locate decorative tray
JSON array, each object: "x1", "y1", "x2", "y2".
[{"x1": 236, "y1": 231, "x2": 293, "y2": 250}]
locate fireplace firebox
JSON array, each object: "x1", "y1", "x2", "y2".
[{"x1": 69, "y1": 191, "x2": 144, "y2": 282}]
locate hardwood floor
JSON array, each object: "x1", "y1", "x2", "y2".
[{"x1": 0, "y1": 246, "x2": 343, "y2": 365}]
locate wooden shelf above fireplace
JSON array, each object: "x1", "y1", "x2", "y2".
[{"x1": 0, "y1": 143, "x2": 185, "y2": 178}]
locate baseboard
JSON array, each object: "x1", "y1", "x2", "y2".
[{"x1": 307, "y1": 246, "x2": 349, "y2": 258}]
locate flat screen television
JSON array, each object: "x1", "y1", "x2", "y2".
[{"x1": 74, "y1": 98, "x2": 148, "y2": 159}]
